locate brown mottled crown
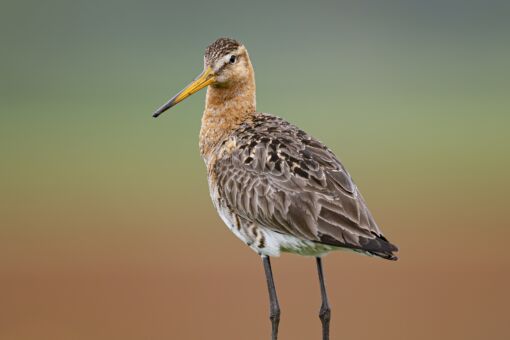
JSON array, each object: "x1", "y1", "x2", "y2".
[{"x1": 204, "y1": 37, "x2": 242, "y2": 66}]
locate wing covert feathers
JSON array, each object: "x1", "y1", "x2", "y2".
[{"x1": 213, "y1": 113, "x2": 398, "y2": 260}]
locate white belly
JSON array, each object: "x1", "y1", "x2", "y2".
[
  {"x1": 215, "y1": 200, "x2": 336, "y2": 257},
  {"x1": 260, "y1": 228, "x2": 337, "y2": 257}
]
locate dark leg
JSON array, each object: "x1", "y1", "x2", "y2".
[
  {"x1": 316, "y1": 257, "x2": 331, "y2": 340},
  {"x1": 262, "y1": 255, "x2": 280, "y2": 340}
]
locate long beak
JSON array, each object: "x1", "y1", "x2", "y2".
[{"x1": 152, "y1": 66, "x2": 216, "y2": 118}]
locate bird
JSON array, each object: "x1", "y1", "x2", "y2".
[{"x1": 152, "y1": 37, "x2": 398, "y2": 340}]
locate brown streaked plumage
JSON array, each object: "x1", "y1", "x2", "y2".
[
  {"x1": 153, "y1": 37, "x2": 398, "y2": 340},
  {"x1": 211, "y1": 112, "x2": 398, "y2": 259}
]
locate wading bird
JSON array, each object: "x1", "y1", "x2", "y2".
[{"x1": 153, "y1": 37, "x2": 398, "y2": 340}]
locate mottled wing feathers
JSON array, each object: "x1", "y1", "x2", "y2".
[{"x1": 214, "y1": 113, "x2": 398, "y2": 259}]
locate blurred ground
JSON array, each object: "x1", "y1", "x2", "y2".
[{"x1": 2, "y1": 196, "x2": 509, "y2": 339}]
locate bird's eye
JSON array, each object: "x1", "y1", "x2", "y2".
[{"x1": 229, "y1": 55, "x2": 237, "y2": 64}]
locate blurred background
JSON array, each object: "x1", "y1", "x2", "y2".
[{"x1": 1, "y1": 0, "x2": 509, "y2": 339}]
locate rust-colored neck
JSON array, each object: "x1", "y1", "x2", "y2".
[{"x1": 199, "y1": 59, "x2": 256, "y2": 159}]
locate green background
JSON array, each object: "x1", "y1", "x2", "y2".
[{"x1": 1, "y1": 1, "x2": 509, "y2": 339}]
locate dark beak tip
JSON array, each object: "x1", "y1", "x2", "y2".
[{"x1": 152, "y1": 100, "x2": 175, "y2": 118}]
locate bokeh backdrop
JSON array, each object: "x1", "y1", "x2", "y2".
[{"x1": 1, "y1": 0, "x2": 509, "y2": 339}]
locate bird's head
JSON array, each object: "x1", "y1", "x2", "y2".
[{"x1": 153, "y1": 37, "x2": 252, "y2": 117}]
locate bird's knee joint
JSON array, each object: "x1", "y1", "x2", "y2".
[
  {"x1": 270, "y1": 308, "x2": 280, "y2": 321},
  {"x1": 270, "y1": 314, "x2": 280, "y2": 323},
  {"x1": 319, "y1": 307, "x2": 331, "y2": 321}
]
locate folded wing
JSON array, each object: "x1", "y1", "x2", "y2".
[{"x1": 214, "y1": 113, "x2": 398, "y2": 259}]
